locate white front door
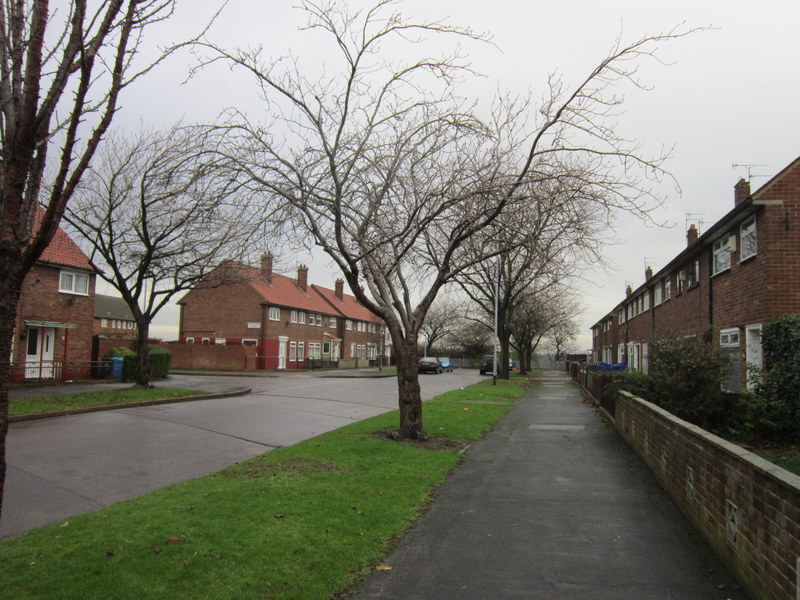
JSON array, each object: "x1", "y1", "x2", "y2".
[
  {"x1": 25, "y1": 327, "x2": 55, "y2": 379},
  {"x1": 278, "y1": 336, "x2": 288, "y2": 370}
]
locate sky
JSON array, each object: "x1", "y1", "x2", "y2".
[{"x1": 102, "y1": 0, "x2": 800, "y2": 348}]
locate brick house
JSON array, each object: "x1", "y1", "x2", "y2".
[
  {"x1": 591, "y1": 155, "x2": 800, "y2": 392},
  {"x1": 94, "y1": 294, "x2": 137, "y2": 339},
  {"x1": 12, "y1": 217, "x2": 98, "y2": 381},
  {"x1": 177, "y1": 254, "x2": 385, "y2": 370}
]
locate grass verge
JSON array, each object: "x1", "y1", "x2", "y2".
[
  {"x1": 9, "y1": 388, "x2": 205, "y2": 416},
  {"x1": 0, "y1": 379, "x2": 528, "y2": 599}
]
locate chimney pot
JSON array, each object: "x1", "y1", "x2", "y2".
[
  {"x1": 297, "y1": 264, "x2": 308, "y2": 291},
  {"x1": 261, "y1": 253, "x2": 273, "y2": 283},
  {"x1": 625, "y1": 284, "x2": 632, "y2": 297},
  {"x1": 734, "y1": 178, "x2": 751, "y2": 206},
  {"x1": 335, "y1": 278, "x2": 344, "y2": 301},
  {"x1": 687, "y1": 223, "x2": 698, "y2": 246},
  {"x1": 645, "y1": 266, "x2": 653, "y2": 281}
]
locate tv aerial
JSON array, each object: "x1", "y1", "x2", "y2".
[{"x1": 732, "y1": 163, "x2": 768, "y2": 180}]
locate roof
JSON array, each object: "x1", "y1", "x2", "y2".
[
  {"x1": 94, "y1": 294, "x2": 135, "y2": 321},
  {"x1": 311, "y1": 283, "x2": 382, "y2": 323},
  {"x1": 224, "y1": 262, "x2": 337, "y2": 314},
  {"x1": 33, "y1": 207, "x2": 96, "y2": 272}
]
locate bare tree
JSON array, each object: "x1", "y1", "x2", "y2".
[
  {"x1": 454, "y1": 169, "x2": 612, "y2": 378},
  {"x1": 0, "y1": 0, "x2": 193, "y2": 521},
  {"x1": 419, "y1": 301, "x2": 462, "y2": 356},
  {"x1": 65, "y1": 125, "x2": 258, "y2": 387},
  {"x1": 197, "y1": 0, "x2": 691, "y2": 439}
]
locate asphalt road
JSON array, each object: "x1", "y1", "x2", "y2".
[{"x1": 1, "y1": 369, "x2": 483, "y2": 538}]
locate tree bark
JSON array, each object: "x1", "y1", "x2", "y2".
[
  {"x1": 392, "y1": 342, "x2": 427, "y2": 440},
  {"x1": 133, "y1": 319, "x2": 152, "y2": 388},
  {"x1": 0, "y1": 266, "x2": 26, "y2": 520}
]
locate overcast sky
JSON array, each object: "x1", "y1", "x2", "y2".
[{"x1": 111, "y1": 0, "x2": 800, "y2": 347}]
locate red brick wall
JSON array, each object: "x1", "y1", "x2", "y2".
[
  {"x1": 162, "y1": 341, "x2": 259, "y2": 371},
  {"x1": 615, "y1": 390, "x2": 800, "y2": 600},
  {"x1": 13, "y1": 264, "x2": 95, "y2": 363}
]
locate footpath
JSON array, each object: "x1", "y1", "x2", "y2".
[{"x1": 351, "y1": 370, "x2": 752, "y2": 600}]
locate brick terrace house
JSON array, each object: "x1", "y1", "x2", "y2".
[
  {"x1": 177, "y1": 254, "x2": 385, "y2": 370},
  {"x1": 11, "y1": 214, "x2": 98, "y2": 381},
  {"x1": 94, "y1": 294, "x2": 137, "y2": 339},
  {"x1": 591, "y1": 155, "x2": 800, "y2": 392}
]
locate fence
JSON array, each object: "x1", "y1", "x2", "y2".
[{"x1": 9, "y1": 360, "x2": 113, "y2": 383}]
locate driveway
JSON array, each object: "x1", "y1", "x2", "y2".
[{"x1": 1, "y1": 369, "x2": 483, "y2": 538}]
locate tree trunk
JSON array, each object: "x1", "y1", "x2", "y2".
[
  {"x1": 393, "y1": 342, "x2": 427, "y2": 440},
  {"x1": 134, "y1": 319, "x2": 152, "y2": 388},
  {"x1": 0, "y1": 263, "x2": 26, "y2": 521}
]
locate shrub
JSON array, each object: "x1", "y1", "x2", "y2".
[
  {"x1": 103, "y1": 346, "x2": 135, "y2": 359},
  {"x1": 754, "y1": 315, "x2": 800, "y2": 442},
  {"x1": 641, "y1": 333, "x2": 731, "y2": 431}
]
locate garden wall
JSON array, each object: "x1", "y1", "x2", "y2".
[{"x1": 614, "y1": 389, "x2": 800, "y2": 600}]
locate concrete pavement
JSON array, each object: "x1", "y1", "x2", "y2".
[{"x1": 350, "y1": 370, "x2": 751, "y2": 599}]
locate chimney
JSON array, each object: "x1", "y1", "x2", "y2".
[
  {"x1": 687, "y1": 223, "x2": 698, "y2": 246},
  {"x1": 625, "y1": 284, "x2": 632, "y2": 297},
  {"x1": 645, "y1": 266, "x2": 653, "y2": 281},
  {"x1": 261, "y1": 253, "x2": 273, "y2": 284},
  {"x1": 296, "y1": 264, "x2": 308, "y2": 292},
  {"x1": 734, "y1": 178, "x2": 751, "y2": 206},
  {"x1": 335, "y1": 278, "x2": 344, "y2": 301}
]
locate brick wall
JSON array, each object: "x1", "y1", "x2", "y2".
[
  {"x1": 14, "y1": 264, "x2": 95, "y2": 363},
  {"x1": 615, "y1": 389, "x2": 800, "y2": 600},
  {"x1": 162, "y1": 341, "x2": 259, "y2": 371}
]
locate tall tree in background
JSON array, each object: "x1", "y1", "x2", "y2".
[
  {"x1": 198, "y1": 0, "x2": 690, "y2": 439},
  {"x1": 0, "y1": 0, "x2": 187, "y2": 522},
  {"x1": 65, "y1": 126, "x2": 258, "y2": 387}
]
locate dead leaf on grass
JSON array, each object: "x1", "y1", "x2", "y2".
[
  {"x1": 167, "y1": 536, "x2": 184, "y2": 544},
  {"x1": 375, "y1": 564, "x2": 393, "y2": 571}
]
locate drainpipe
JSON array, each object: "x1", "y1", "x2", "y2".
[{"x1": 260, "y1": 303, "x2": 268, "y2": 370}]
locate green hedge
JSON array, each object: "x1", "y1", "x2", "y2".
[{"x1": 106, "y1": 346, "x2": 172, "y2": 381}]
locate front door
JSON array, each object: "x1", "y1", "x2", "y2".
[
  {"x1": 25, "y1": 326, "x2": 55, "y2": 379},
  {"x1": 278, "y1": 336, "x2": 288, "y2": 370}
]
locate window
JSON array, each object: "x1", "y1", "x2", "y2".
[
  {"x1": 664, "y1": 277, "x2": 671, "y2": 301},
  {"x1": 101, "y1": 318, "x2": 108, "y2": 327},
  {"x1": 688, "y1": 259, "x2": 700, "y2": 287},
  {"x1": 720, "y1": 328, "x2": 741, "y2": 392},
  {"x1": 642, "y1": 292, "x2": 650, "y2": 312},
  {"x1": 316, "y1": 314, "x2": 322, "y2": 326},
  {"x1": 350, "y1": 343, "x2": 356, "y2": 357},
  {"x1": 215, "y1": 338, "x2": 226, "y2": 345},
  {"x1": 345, "y1": 320, "x2": 353, "y2": 330},
  {"x1": 676, "y1": 269, "x2": 686, "y2": 294},
  {"x1": 59, "y1": 270, "x2": 89, "y2": 295},
  {"x1": 289, "y1": 341, "x2": 297, "y2": 361},
  {"x1": 654, "y1": 283, "x2": 662, "y2": 306},
  {"x1": 299, "y1": 312, "x2": 306, "y2": 324},
  {"x1": 740, "y1": 217, "x2": 756, "y2": 261},
  {"x1": 308, "y1": 343, "x2": 321, "y2": 359},
  {"x1": 298, "y1": 342, "x2": 305, "y2": 361},
  {"x1": 323, "y1": 341, "x2": 331, "y2": 354},
  {"x1": 186, "y1": 337, "x2": 195, "y2": 344},
  {"x1": 242, "y1": 338, "x2": 259, "y2": 346},
  {"x1": 618, "y1": 308, "x2": 626, "y2": 325},
  {"x1": 713, "y1": 237, "x2": 732, "y2": 274},
  {"x1": 329, "y1": 317, "x2": 337, "y2": 328},
  {"x1": 269, "y1": 307, "x2": 280, "y2": 321},
  {"x1": 201, "y1": 337, "x2": 210, "y2": 345},
  {"x1": 290, "y1": 310, "x2": 298, "y2": 323}
]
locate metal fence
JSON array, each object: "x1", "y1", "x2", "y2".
[{"x1": 9, "y1": 360, "x2": 114, "y2": 384}]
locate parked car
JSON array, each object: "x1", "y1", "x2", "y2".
[
  {"x1": 418, "y1": 357, "x2": 442, "y2": 374},
  {"x1": 479, "y1": 355, "x2": 496, "y2": 375},
  {"x1": 437, "y1": 357, "x2": 453, "y2": 372}
]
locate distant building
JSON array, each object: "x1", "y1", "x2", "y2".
[
  {"x1": 177, "y1": 254, "x2": 385, "y2": 370},
  {"x1": 94, "y1": 294, "x2": 137, "y2": 339},
  {"x1": 591, "y1": 156, "x2": 800, "y2": 392},
  {"x1": 12, "y1": 211, "x2": 98, "y2": 380}
]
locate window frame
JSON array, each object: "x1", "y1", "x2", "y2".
[
  {"x1": 740, "y1": 217, "x2": 757, "y2": 261},
  {"x1": 713, "y1": 237, "x2": 733, "y2": 275},
  {"x1": 269, "y1": 307, "x2": 281, "y2": 321},
  {"x1": 59, "y1": 269, "x2": 90, "y2": 295}
]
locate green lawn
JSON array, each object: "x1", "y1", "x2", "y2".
[
  {"x1": 9, "y1": 388, "x2": 205, "y2": 416},
  {"x1": 0, "y1": 378, "x2": 529, "y2": 599}
]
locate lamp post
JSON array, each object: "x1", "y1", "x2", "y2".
[{"x1": 492, "y1": 251, "x2": 500, "y2": 386}]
